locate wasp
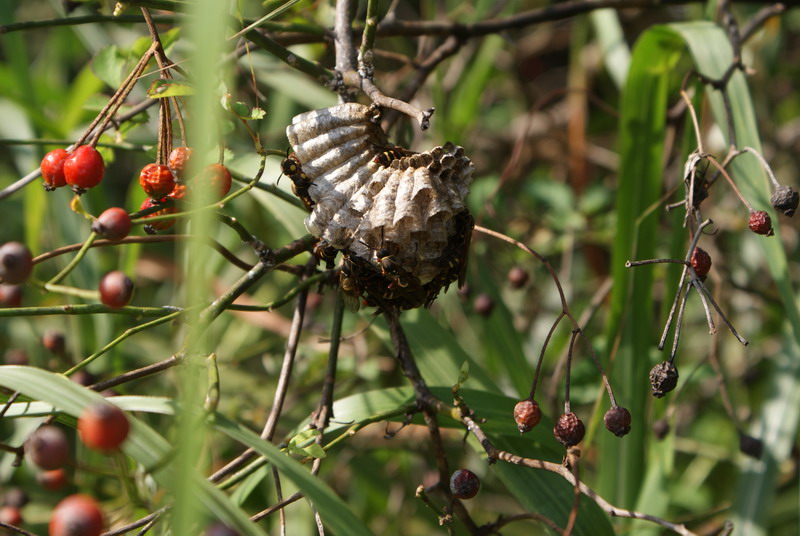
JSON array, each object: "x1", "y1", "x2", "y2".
[
  {"x1": 313, "y1": 239, "x2": 338, "y2": 270},
  {"x1": 372, "y1": 146, "x2": 412, "y2": 167},
  {"x1": 281, "y1": 153, "x2": 315, "y2": 212},
  {"x1": 338, "y1": 255, "x2": 364, "y2": 312}
]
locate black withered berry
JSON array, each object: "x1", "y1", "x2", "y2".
[
  {"x1": 738, "y1": 432, "x2": 763, "y2": 459},
  {"x1": 604, "y1": 406, "x2": 632, "y2": 437},
  {"x1": 514, "y1": 398, "x2": 541, "y2": 433},
  {"x1": 653, "y1": 418, "x2": 670, "y2": 440},
  {"x1": 553, "y1": 412, "x2": 585, "y2": 447},
  {"x1": 0, "y1": 242, "x2": 33, "y2": 285},
  {"x1": 771, "y1": 185, "x2": 799, "y2": 217},
  {"x1": 649, "y1": 361, "x2": 679, "y2": 398},
  {"x1": 449, "y1": 469, "x2": 480, "y2": 499}
]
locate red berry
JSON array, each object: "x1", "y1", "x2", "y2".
[
  {"x1": 513, "y1": 399, "x2": 541, "y2": 433},
  {"x1": 139, "y1": 163, "x2": 176, "y2": 199},
  {"x1": 748, "y1": 210, "x2": 773, "y2": 236},
  {"x1": 0, "y1": 284, "x2": 22, "y2": 307},
  {"x1": 41, "y1": 148, "x2": 69, "y2": 190},
  {"x1": 42, "y1": 330, "x2": 66, "y2": 355},
  {"x1": 200, "y1": 164, "x2": 232, "y2": 199},
  {"x1": 49, "y1": 494, "x2": 104, "y2": 536},
  {"x1": 168, "y1": 147, "x2": 193, "y2": 179},
  {"x1": 168, "y1": 183, "x2": 189, "y2": 201},
  {"x1": 0, "y1": 241, "x2": 33, "y2": 285},
  {"x1": 690, "y1": 247, "x2": 712, "y2": 278},
  {"x1": 553, "y1": 412, "x2": 586, "y2": 447},
  {"x1": 37, "y1": 468, "x2": 68, "y2": 491},
  {"x1": 449, "y1": 469, "x2": 480, "y2": 499},
  {"x1": 63, "y1": 146, "x2": 104, "y2": 192},
  {"x1": 507, "y1": 266, "x2": 529, "y2": 289},
  {"x1": 0, "y1": 505, "x2": 23, "y2": 526},
  {"x1": 603, "y1": 406, "x2": 632, "y2": 437},
  {"x1": 78, "y1": 403, "x2": 130, "y2": 451},
  {"x1": 91, "y1": 207, "x2": 132, "y2": 241},
  {"x1": 98, "y1": 271, "x2": 134, "y2": 308},
  {"x1": 138, "y1": 198, "x2": 177, "y2": 233},
  {"x1": 26, "y1": 426, "x2": 70, "y2": 470}
]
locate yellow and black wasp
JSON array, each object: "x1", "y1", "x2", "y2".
[
  {"x1": 313, "y1": 239, "x2": 338, "y2": 270},
  {"x1": 280, "y1": 152, "x2": 315, "y2": 212},
  {"x1": 371, "y1": 146, "x2": 413, "y2": 167}
]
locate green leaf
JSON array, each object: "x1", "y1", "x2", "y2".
[
  {"x1": 211, "y1": 414, "x2": 375, "y2": 536},
  {"x1": 0, "y1": 366, "x2": 267, "y2": 536},
  {"x1": 455, "y1": 361, "x2": 470, "y2": 389},
  {"x1": 147, "y1": 79, "x2": 195, "y2": 98},
  {"x1": 92, "y1": 45, "x2": 124, "y2": 89}
]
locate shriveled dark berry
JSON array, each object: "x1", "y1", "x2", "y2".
[
  {"x1": 449, "y1": 469, "x2": 480, "y2": 499},
  {"x1": 771, "y1": 185, "x2": 799, "y2": 217},
  {"x1": 91, "y1": 208, "x2": 132, "y2": 241},
  {"x1": 553, "y1": 412, "x2": 585, "y2": 447},
  {"x1": 513, "y1": 398, "x2": 541, "y2": 433},
  {"x1": 26, "y1": 425, "x2": 70, "y2": 470},
  {"x1": 42, "y1": 329, "x2": 66, "y2": 356},
  {"x1": 473, "y1": 293, "x2": 494, "y2": 317},
  {"x1": 0, "y1": 241, "x2": 33, "y2": 285},
  {"x1": 2, "y1": 488, "x2": 29, "y2": 508},
  {"x1": 603, "y1": 406, "x2": 631, "y2": 437},
  {"x1": 0, "y1": 284, "x2": 22, "y2": 307},
  {"x1": 4, "y1": 349, "x2": 28, "y2": 366},
  {"x1": 738, "y1": 432, "x2": 763, "y2": 459},
  {"x1": 748, "y1": 210, "x2": 773, "y2": 236},
  {"x1": 206, "y1": 522, "x2": 240, "y2": 536},
  {"x1": 653, "y1": 418, "x2": 670, "y2": 440},
  {"x1": 649, "y1": 361, "x2": 679, "y2": 398},
  {"x1": 507, "y1": 266, "x2": 529, "y2": 289},
  {"x1": 690, "y1": 247, "x2": 711, "y2": 279}
]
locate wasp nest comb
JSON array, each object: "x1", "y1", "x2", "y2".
[{"x1": 285, "y1": 103, "x2": 474, "y2": 310}]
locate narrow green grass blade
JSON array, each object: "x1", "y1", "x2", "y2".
[
  {"x1": 0, "y1": 366, "x2": 267, "y2": 536},
  {"x1": 599, "y1": 26, "x2": 683, "y2": 509},
  {"x1": 211, "y1": 414, "x2": 375, "y2": 536}
]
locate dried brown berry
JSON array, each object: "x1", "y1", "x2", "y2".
[
  {"x1": 26, "y1": 425, "x2": 70, "y2": 470},
  {"x1": 748, "y1": 210, "x2": 773, "y2": 236},
  {"x1": 507, "y1": 266, "x2": 529, "y2": 289},
  {"x1": 653, "y1": 418, "x2": 670, "y2": 440},
  {"x1": 690, "y1": 247, "x2": 711, "y2": 279},
  {"x1": 473, "y1": 293, "x2": 494, "y2": 317},
  {"x1": 649, "y1": 361, "x2": 679, "y2": 398},
  {"x1": 139, "y1": 163, "x2": 176, "y2": 199},
  {"x1": 738, "y1": 431, "x2": 763, "y2": 459},
  {"x1": 70, "y1": 370, "x2": 95, "y2": 387},
  {"x1": 449, "y1": 469, "x2": 480, "y2": 499},
  {"x1": 553, "y1": 412, "x2": 585, "y2": 447},
  {"x1": 771, "y1": 185, "x2": 799, "y2": 217},
  {"x1": 0, "y1": 241, "x2": 33, "y2": 285},
  {"x1": 514, "y1": 398, "x2": 541, "y2": 433},
  {"x1": 603, "y1": 406, "x2": 631, "y2": 437}
]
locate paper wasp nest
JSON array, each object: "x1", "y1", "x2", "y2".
[{"x1": 285, "y1": 103, "x2": 474, "y2": 309}]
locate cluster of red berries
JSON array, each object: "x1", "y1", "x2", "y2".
[
  {"x1": 513, "y1": 398, "x2": 631, "y2": 446},
  {"x1": 41, "y1": 145, "x2": 105, "y2": 193}
]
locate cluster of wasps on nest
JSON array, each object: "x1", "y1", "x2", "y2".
[{"x1": 282, "y1": 103, "x2": 474, "y2": 311}]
